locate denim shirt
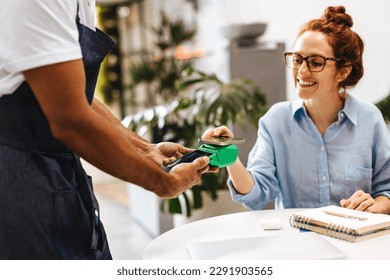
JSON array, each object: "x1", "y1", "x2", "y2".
[{"x1": 228, "y1": 94, "x2": 390, "y2": 210}]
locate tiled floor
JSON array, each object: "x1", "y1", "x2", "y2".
[{"x1": 94, "y1": 180, "x2": 153, "y2": 260}]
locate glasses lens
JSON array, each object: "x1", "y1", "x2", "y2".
[
  {"x1": 307, "y1": 56, "x2": 326, "y2": 72},
  {"x1": 285, "y1": 53, "x2": 302, "y2": 69},
  {"x1": 284, "y1": 53, "x2": 302, "y2": 68}
]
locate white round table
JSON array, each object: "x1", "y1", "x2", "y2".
[{"x1": 143, "y1": 209, "x2": 390, "y2": 260}]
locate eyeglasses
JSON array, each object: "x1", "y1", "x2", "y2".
[{"x1": 284, "y1": 52, "x2": 342, "y2": 72}]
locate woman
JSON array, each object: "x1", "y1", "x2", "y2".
[
  {"x1": 0, "y1": 0, "x2": 212, "y2": 259},
  {"x1": 203, "y1": 6, "x2": 390, "y2": 214}
]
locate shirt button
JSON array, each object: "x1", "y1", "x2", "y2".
[
  {"x1": 320, "y1": 146, "x2": 325, "y2": 151},
  {"x1": 340, "y1": 112, "x2": 344, "y2": 118},
  {"x1": 322, "y1": 176, "x2": 327, "y2": 181}
]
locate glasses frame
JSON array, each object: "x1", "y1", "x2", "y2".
[{"x1": 284, "y1": 52, "x2": 342, "y2": 72}]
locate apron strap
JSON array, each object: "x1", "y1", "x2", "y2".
[{"x1": 73, "y1": 154, "x2": 101, "y2": 250}]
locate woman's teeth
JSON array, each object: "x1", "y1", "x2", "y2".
[{"x1": 298, "y1": 79, "x2": 316, "y2": 86}]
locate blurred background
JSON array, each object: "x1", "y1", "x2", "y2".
[{"x1": 85, "y1": 0, "x2": 390, "y2": 259}]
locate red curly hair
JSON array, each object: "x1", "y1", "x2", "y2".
[{"x1": 298, "y1": 6, "x2": 364, "y2": 88}]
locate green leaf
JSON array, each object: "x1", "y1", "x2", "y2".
[
  {"x1": 181, "y1": 192, "x2": 192, "y2": 217},
  {"x1": 376, "y1": 93, "x2": 390, "y2": 123},
  {"x1": 167, "y1": 197, "x2": 182, "y2": 214},
  {"x1": 191, "y1": 187, "x2": 203, "y2": 209},
  {"x1": 129, "y1": 61, "x2": 157, "y2": 84}
]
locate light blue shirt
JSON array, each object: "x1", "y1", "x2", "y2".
[{"x1": 228, "y1": 94, "x2": 390, "y2": 210}]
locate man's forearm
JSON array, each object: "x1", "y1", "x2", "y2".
[
  {"x1": 57, "y1": 105, "x2": 172, "y2": 193},
  {"x1": 91, "y1": 98, "x2": 150, "y2": 151}
]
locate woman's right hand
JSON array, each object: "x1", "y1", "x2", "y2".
[
  {"x1": 202, "y1": 125, "x2": 254, "y2": 196},
  {"x1": 202, "y1": 125, "x2": 234, "y2": 140}
]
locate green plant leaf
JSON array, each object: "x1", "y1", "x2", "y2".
[
  {"x1": 181, "y1": 192, "x2": 192, "y2": 217},
  {"x1": 129, "y1": 61, "x2": 157, "y2": 84},
  {"x1": 191, "y1": 187, "x2": 203, "y2": 209},
  {"x1": 376, "y1": 93, "x2": 390, "y2": 123},
  {"x1": 167, "y1": 197, "x2": 182, "y2": 214}
]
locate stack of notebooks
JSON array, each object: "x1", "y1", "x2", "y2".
[{"x1": 289, "y1": 205, "x2": 390, "y2": 242}]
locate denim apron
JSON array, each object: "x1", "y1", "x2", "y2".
[{"x1": 0, "y1": 13, "x2": 115, "y2": 259}]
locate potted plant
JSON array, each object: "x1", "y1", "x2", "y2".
[{"x1": 123, "y1": 11, "x2": 267, "y2": 221}]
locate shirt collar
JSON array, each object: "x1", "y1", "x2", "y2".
[
  {"x1": 291, "y1": 94, "x2": 358, "y2": 126},
  {"x1": 291, "y1": 98, "x2": 305, "y2": 119},
  {"x1": 340, "y1": 94, "x2": 358, "y2": 126}
]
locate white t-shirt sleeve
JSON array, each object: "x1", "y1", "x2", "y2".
[
  {"x1": 0, "y1": 0, "x2": 95, "y2": 95},
  {"x1": 1, "y1": 0, "x2": 82, "y2": 72}
]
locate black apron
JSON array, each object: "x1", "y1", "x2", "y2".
[{"x1": 0, "y1": 13, "x2": 115, "y2": 259}]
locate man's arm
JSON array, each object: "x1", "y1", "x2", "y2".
[
  {"x1": 23, "y1": 59, "x2": 210, "y2": 198},
  {"x1": 91, "y1": 97, "x2": 196, "y2": 166},
  {"x1": 91, "y1": 98, "x2": 150, "y2": 150}
]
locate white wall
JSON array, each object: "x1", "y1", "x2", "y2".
[{"x1": 194, "y1": 0, "x2": 390, "y2": 104}]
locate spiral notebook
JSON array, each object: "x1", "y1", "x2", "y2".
[{"x1": 289, "y1": 205, "x2": 390, "y2": 242}]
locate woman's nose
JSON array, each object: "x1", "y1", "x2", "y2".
[{"x1": 298, "y1": 60, "x2": 311, "y2": 74}]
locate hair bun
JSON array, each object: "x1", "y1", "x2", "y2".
[{"x1": 323, "y1": 6, "x2": 353, "y2": 28}]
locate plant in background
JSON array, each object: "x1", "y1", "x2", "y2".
[
  {"x1": 123, "y1": 12, "x2": 267, "y2": 217},
  {"x1": 376, "y1": 91, "x2": 390, "y2": 123},
  {"x1": 128, "y1": 11, "x2": 196, "y2": 108}
]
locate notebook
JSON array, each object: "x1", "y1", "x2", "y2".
[
  {"x1": 187, "y1": 232, "x2": 347, "y2": 260},
  {"x1": 289, "y1": 205, "x2": 390, "y2": 242}
]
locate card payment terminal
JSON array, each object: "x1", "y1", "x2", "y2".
[{"x1": 162, "y1": 143, "x2": 241, "y2": 172}]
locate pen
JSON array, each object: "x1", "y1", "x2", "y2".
[{"x1": 324, "y1": 210, "x2": 368, "y2": 221}]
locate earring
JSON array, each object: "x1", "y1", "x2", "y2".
[{"x1": 338, "y1": 86, "x2": 347, "y2": 99}]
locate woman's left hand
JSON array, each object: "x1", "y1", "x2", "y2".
[{"x1": 340, "y1": 190, "x2": 390, "y2": 213}]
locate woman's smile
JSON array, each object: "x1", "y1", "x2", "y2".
[{"x1": 297, "y1": 78, "x2": 317, "y2": 87}]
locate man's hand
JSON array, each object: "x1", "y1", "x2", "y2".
[
  {"x1": 158, "y1": 155, "x2": 212, "y2": 198},
  {"x1": 145, "y1": 142, "x2": 218, "y2": 172},
  {"x1": 144, "y1": 142, "x2": 193, "y2": 166}
]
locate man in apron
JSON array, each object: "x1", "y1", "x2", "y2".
[{"x1": 0, "y1": 1, "x2": 211, "y2": 259}]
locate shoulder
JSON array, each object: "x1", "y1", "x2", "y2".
[
  {"x1": 262, "y1": 101, "x2": 295, "y2": 121},
  {"x1": 0, "y1": 1, "x2": 84, "y2": 93},
  {"x1": 345, "y1": 95, "x2": 386, "y2": 129},
  {"x1": 348, "y1": 95, "x2": 383, "y2": 118},
  {"x1": 0, "y1": 1, "x2": 78, "y2": 20},
  {"x1": 257, "y1": 101, "x2": 296, "y2": 132},
  {"x1": 0, "y1": 1, "x2": 81, "y2": 72},
  {"x1": 266, "y1": 101, "x2": 293, "y2": 115}
]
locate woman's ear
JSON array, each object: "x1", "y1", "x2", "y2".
[{"x1": 337, "y1": 64, "x2": 352, "y2": 83}]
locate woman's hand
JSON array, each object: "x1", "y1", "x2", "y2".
[
  {"x1": 340, "y1": 190, "x2": 390, "y2": 213},
  {"x1": 202, "y1": 125, "x2": 234, "y2": 139}
]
